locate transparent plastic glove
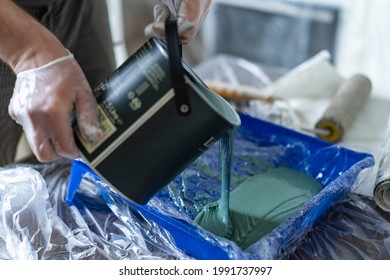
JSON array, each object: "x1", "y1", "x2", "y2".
[
  {"x1": 8, "y1": 53, "x2": 103, "y2": 162},
  {"x1": 144, "y1": 0, "x2": 212, "y2": 44}
]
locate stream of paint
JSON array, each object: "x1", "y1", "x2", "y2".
[{"x1": 194, "y1": 130, "x2": 323, "y2": 249}]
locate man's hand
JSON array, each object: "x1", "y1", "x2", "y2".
[
  {"x1": 144, "y1": 0, "x2": 212, "y2": 44},
  {"x1": 8, "y1": 53, "x2": 103, "y2": 162}
]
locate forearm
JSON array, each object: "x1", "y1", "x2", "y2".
[{"x1": 0, "y1": 0, "x2": 68, "y2": 73}]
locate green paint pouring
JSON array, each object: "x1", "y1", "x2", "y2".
[
  {"x1": 194, "y1": 130, "x2": 323, "y2": 249},
  {"x1": 195, "y1": 129, "x2": 236, "y2": 239}
]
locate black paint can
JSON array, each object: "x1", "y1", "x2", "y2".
[{"x1": 73, "y1": 21, "x2": 241, "y2": 205}]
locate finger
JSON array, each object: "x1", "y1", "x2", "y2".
[
  {"x1": 45, "y1": 110, "x2": 80, "y2": 160},
  {"x1": 74, "y1": 88, "x2": 103, "y2": 143},
  {"x1": 24, "y1": 126, "x2": 60, "y2": 162},
  {"x1": 51, "y1": 134, "x2": 80, "y2": 160},
  {"x1": 144, "y1": 22, "x2": 165, "y2": 39},
  {"x1": 9, "y1": 94, "x2": 66, "y2": 162},
  {"x1": 144, "y1": 4, "x2": 170, "y2": 39},
  {"x1": 154, "y1": 3, "x2": 170, "y2": 22},
  {"x1": 38, "y1": 139, "x2": 61, "y2": 162},
  {"x1": 8, "y1": 77, "x2": 29, "y2": 124},
  {"x1": 177, "y1": 21, "x2": 196, "y2": 44}
]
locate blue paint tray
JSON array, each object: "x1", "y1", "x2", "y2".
[{"x1": 66, "y1": 113, "x2": 374, "y2": 259}]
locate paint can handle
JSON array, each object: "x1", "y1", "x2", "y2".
[{"x1": 165, "y1": 20, "x2": 191, "y2": 116}]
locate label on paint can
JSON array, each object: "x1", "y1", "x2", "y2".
[{"x1": 74, "y1": 39, "x2": 173, "y2": 163}]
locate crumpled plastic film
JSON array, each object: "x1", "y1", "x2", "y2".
[
  {"x1": 286, "y1": 192, "x2": 390, "y2": 260},
  {"x1": 0, "y1": 164, "x2": 81, "y2": 260},
  {"x1": 0, "y1": 160, "x2": 189, "y2": 260}
]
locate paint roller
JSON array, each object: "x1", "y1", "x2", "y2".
[
  {"x1": 314, "y1": 74, "x2": 372, "y2": 143},
  {"x1": 373, "y1": 114, "x2": 390, "y2": 212}
]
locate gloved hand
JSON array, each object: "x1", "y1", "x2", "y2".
[
  {"x1": 8, "y1": 52, "x2": 103, "y2": 162},
  {"x1": 144, "y1": 0, "x2": 212, "y2": 44}
]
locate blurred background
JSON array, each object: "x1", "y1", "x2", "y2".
[{"x1": 112, "y1": 0, "x2": 390, "y2": 99}]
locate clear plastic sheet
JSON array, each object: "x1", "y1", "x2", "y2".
[
  {"x1": 287, "y1": 191, "x2": 390, "y2": 260},
  {"x1": 0, "y1": 160, "x2": 189, "y2": 260},
  {"x1": 193, "y1": 54, "x2": 302, "y2": 130}
]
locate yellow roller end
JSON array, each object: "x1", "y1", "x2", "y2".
[{"x1": 315, "y1": 119, "x2": 343, "y2": 143}]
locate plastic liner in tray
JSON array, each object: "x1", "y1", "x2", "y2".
[{"x1": 66, "y1": 113, "x2": 374, "y2": 259}]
